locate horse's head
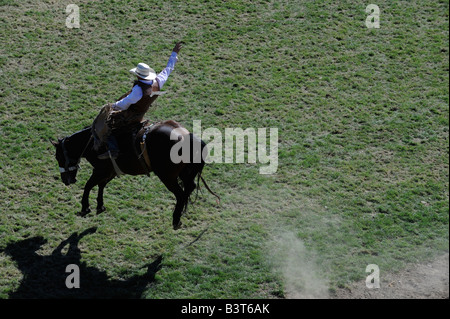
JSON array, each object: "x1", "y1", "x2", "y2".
[{"x1": 51, "y1": 138, "x2": 80, "y2": 186}]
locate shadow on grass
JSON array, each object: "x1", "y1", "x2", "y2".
[{"x1": 2, "y1": 227, "x2": 162, "y2": 298}]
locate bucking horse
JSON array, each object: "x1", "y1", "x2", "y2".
[{"x1": 51, "y1": 118, "x2": 219, "y2": 230}]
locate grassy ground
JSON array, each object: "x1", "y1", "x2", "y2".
[{"x1": 0, "y1": 0, "x2": 448, "y2": 298}]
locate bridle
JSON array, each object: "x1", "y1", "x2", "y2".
[
  {"x1": 58, "y1": 135, "x2": 93, "y2": 174},
  {"x1": 59, "y1": 137, "x2": 81, "y2": 174}
]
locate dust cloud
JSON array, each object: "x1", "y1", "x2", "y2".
[{"x1": 267, "y1": 231, "x2": 329, "y2": 299}]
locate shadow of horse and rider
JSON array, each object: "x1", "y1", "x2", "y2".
[{"x1": 2, "y1": 227, "x2": 162, "y2": 298}]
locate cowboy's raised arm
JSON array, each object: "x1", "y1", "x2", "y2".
[{"x1": 154, "y1": 42, "x2": 182, "y2": 90}]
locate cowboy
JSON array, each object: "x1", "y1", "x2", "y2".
[{"x1": 97, "y1": 42, "x2": 182, "y2": 160}]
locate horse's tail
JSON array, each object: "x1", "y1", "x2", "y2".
[{"x1": 199, "y1": 174, "x2": 220, "y2": 205}]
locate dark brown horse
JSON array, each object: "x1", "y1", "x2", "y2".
[{"x1": 51, "y1": 120, "x2": 219, "y2": 230}]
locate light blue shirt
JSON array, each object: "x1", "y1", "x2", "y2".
[{"x1": 113, "y1": 52, "x2": 178, "y2": 111}]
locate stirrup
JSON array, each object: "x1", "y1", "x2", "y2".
[{"x1": 98, "y1": 150, "x2": 118, "y2": 160}]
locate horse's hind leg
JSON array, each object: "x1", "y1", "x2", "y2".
[
  {"x1": 179, "y1": 165, "x2": 201, "y2": 213},
  {"x1": 181, "y1": 171, "x2": 196, "y2": 199},
  {"x1": 179, "y1": 134, "x2": 206, "y2": 212},
  {"x1": 159, "y1": 175, "x2": 186, "y2": 230}
]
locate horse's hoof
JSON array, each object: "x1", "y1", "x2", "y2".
[
  {"x1": 96, "y1": 206, "x2": 106, "y2": 215},
  {"x1": 173, "y1": 221, "x2": 182, "y2": 230},
  {"x1": 78, "y1": 208, "x2": 91, "y2": 217}
]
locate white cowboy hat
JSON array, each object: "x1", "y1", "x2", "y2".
[{"x1": 129, "y1": 62, "x2": 156, "y2": 80}]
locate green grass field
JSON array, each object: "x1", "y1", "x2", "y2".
[{"x1": 0, "y1": 0, "x2": 448, "y2": 298}]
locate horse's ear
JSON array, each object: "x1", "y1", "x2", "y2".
[{"x1": 50, "y1": 139, "x2": 58, "y2": 147}]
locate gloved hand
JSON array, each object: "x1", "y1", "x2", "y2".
[{"x1": 173, "y1": 42, "x2": 182, "y2": 54}]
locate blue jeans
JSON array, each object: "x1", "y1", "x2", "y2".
[{"x1": 107, "y1": 134, "x2": 119, "y2": 153}]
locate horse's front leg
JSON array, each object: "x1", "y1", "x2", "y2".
[
  {"x1": 80, "y1": 170, "x2": 103, "y2": 216},
  {"x1": 96, "y1": 177, "x2": 113, "y2": 214}
]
